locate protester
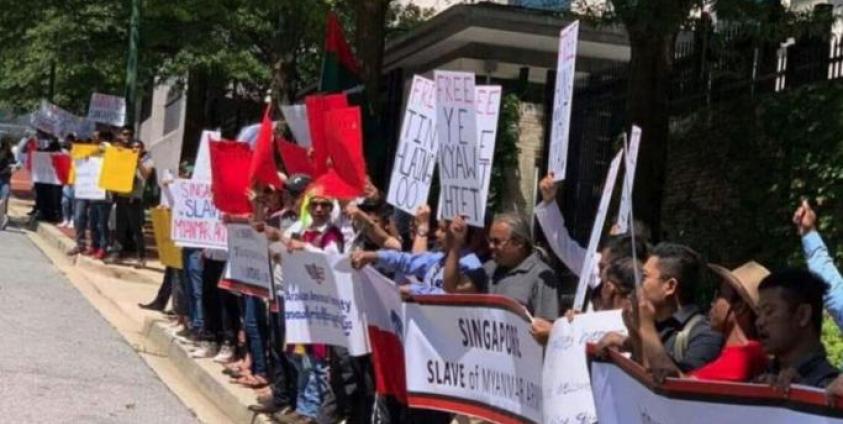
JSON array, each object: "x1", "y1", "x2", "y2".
[
  {"x1": 0, "y1": 138, "x2": 15, "y2": 230},
  {"x1": 793, "y1": 199, "x2": 843, "y2": 329},
  {"x1": 66, "y1": 137, "x2": 101, "y2": 256},
  {"x1": 58, "y1": 134, "x2": 76, "y2": 228}
]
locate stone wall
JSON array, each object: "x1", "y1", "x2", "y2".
[{"x1": 501, "y1": 102, "x2": 545, "y2": 217}]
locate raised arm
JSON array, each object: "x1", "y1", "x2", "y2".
[
  {"x1": 534, "y1": 173, "x2": 587, "y2": 275},
  {"x1": 795, "y1": 199, "x2": 843, "y2": 328}
]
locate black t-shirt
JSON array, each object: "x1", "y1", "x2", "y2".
[{"x1": 656, "y1": 305, "x2": 725, "y2": 372}]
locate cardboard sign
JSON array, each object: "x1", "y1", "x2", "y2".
[
  {"x1": 209, "y1": 140, "x2": 253, "y2": 214},
  {"x1": 223, "y1": 223, "x2": 272, "y2": 293},
  {"x1": 548, "y1": 21, "x2": 579, "y2": 181},
  {"x1": 98, "y1": 145, "x2": 139, "y2": 194},
  {"x1": 434, "y1": 70, "x2": 482, "y2": 227},
  {"x1": 281, "y1": 249, "x2": 369, "y2": 356},
  {"x1": 386, "y1": 75, "x2": 438, "y2": 214},
  {"x1": 281, "y1": 104, "x2": 312, "y2": 148},
  {"x1": 615, "y1": 125, "x2": 642, "y2": 234},
  {"x1": 30, "y1": 152, "x2": 61, "y2": 185},
  {"x1": 403, "y1": 295, "x2": 544, "y2": 424},
  {"x1": 325, "y1": 106, "x2": 366, "y2": 197},
  {"x1": 30, "y1": 100, "x2": 95, "y2": 139},
  {"x1": 73, "y1": 157, "x2": 106, "y2": 200},
  {"x1": 573, "y1": 150, "x2": 623, "y2": 311},
  {"x1": 277, "y1": 140, "x2": 315, "y2": 177},
  {"x1": 150, "y1": 208, "x2": 183, "y2": 269},
  {"x1": 542, "y1": 311, "x2": 626, "y2": 424},
  {"x1": 87, "y1": 93, "x2": 126, "y2": 127},
  {"x1": 170, "y1": 178, "x2": 227, "y2": 249},
  {"x1": 191, "y1": 130, "x2": 222, "y2": 183}
]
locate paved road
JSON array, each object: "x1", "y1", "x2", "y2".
[{"x1": 0, "y1": 229, "x2": 198, "y2": 423}]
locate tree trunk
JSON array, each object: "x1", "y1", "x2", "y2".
[{"x1": 353, "y1": 0, "x2": 390, "y2": 114}]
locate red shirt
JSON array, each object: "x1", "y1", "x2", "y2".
[{"x1": 689, "y1": 340, "x2": 768, "y2": 382}]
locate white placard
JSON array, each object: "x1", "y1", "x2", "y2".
[
  {"x1": 281, "y1": 249, "x2": 369, "y2": 356},
  {"x1": 74, "y1": 157, "x2": 106, "y2": 200},
  {"x1": 30, "y1": 152, "x2": 61, "y2": 185},
  {"x1": 170, "y1": 178, "x2": 228, "y2": 249},
  {"x1": 87, "y1": 93, "x2": 126, "y2": 127},
  {"x1": 548, "y1": 21, "x2": 579, "y2": 181},
  {"x1": 542, "y1": 311, "x2": 626, "y2": 424},
  {"x1": 475, "y1": 85, "x2": 501, "y2": 216},
  {"x1": 224, "y1": 223, "x2": 272, "y2": 291},
  {"x1": 615, "y1": 125, "x2": 642, "y2": 234},
  {"x1": 573, "y1": 149, "x2": 623, "y2": 311},
  {"x1": 281, "y1": 104, "x2": 313, "y2": 149},
  {"x1": 387, "y1": 75, "x2": 438, "y2": 214},
  {"x1": 191, "y1": 130, "x2": 221, "y2": 183},
  {"x1": 435, "y1": 70, "x2": 483, "y2": 227},
  {"x1": 149, "y1": 135, "x2": 183, "y2": 187},
  {"x1": 403, "y1": 296, "x2": 543, "y2": 423}
]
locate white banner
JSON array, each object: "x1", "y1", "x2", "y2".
[
  {"x1": 191, "y1": 130, "x2": 221, "y2": 183},
  {"x1": 387, "y1": 75, "x2": 438, "y2": 214},
  {"x1": 87, "y1": 93, "x2": 126, "y2": 127},
  {"x1": 434, "y1": 70, "x2": 483, "y2": 227},
  {"x1": 31, "y1": 100, "x2": 94, "y2": 139},
  {"x1": 615, "y1": 125, "x2": 642, "y2": 234},
  {"x1": 281, "y1": 104, "x2": 312, "y2": 149},
  {"x1": 30, "y1": 152, "x2": 61, "y2": 185},
  {"x1": 403, "y1": 295, "x2": 543, "y2": 424},
  {"x1": 548, "y1": 21, "x2": 579, "y2": 181},
  {"x1": 573, "y1": 149, "x2": 623, "y2": 310},
  {"x1": 224, "y1": 223, "x2": 272, "y2": 291},
  {"x1": 281, "y1": 249, "x2": 369, "y2": 356},
  {"x1": 73, "y1": 156, "x2": 106, "y2": 200},
  {"x1": 591, "y1": 354, "x2": 843, "y2": 424},
  {"x1": 170, "y1": 178, "x2": 227, "y2": 249},
  {"x1": 543, "y1": 311, "x2": 626, "y2": 424}
]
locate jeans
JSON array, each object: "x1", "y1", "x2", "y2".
[
  {"x1": 61, "y1": 185, "x2": 74, "y2": 222},
  {"x1": 115, "y1": 196, "x2": 145, "y2": 259},
  {"x1": 291, "y1": 353, "x2": 329, "y2": 419},
  {"x1": 73, "y1": 199, "x2": 90, "y2": 248},
  {"x1": 0, "y1": 180, "x2": 9, "y2": 227},
  {"x1": 89, "y1": 201, "x2": 111, "y2": 250},
  {"x1": 182, "y1": 248, "x2": 205, "y2": 333},
  {"x1": 271, "y1": 310, "x2": 297, "y2": 408},
  {"x1": 243, "y1": 295, "x2": 269, "y2": 377},
  {"x1": 202, "y1": 259, "x2": 225, "y2": 342}
]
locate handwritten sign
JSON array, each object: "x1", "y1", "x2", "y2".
[
  {"x1": 435, "y1": 70, "x2": 482, "y2": 226},
  {"x1": 74, "y1": 157, "x2": 106, "y2": 200},
  {"x1": 543, "y1": 311, "x2": 626, "y2": 424},
  {"x1": 30, "y1": 152, "x2": 61, "y2": 185},
  {"x1": 281, "y1": 249, "x2": 369, "y2": 356},
  {"x1": 573, "y1": 149, "x2": 623, "y2": 311},
  {"x1": 548, "y1": 21, "x2": 579, "y2": 181},
  {"x1": 191, "y1": 130, "x2": 221, "y2": 183},
  {"x1": 87, "y1": 93, "x2": 126, "y2": 127},
  {"x1": 475, "y1": 85, "x2": 502, "y2": 217},
  {"x1": 281, "y1": 104, "x2": 312, "y2": 148},
  {"x1": 224, "y1": 223, "x2": 272, "y2": 292},
  {"x1": 615, "y1": 125, "x2": 642, "y2": 234},
  {"x1": 386, "y1": 75, "x2": 438, "y2": 214},
  {"x1": 170, "y1": 178, "x2": 227, "y2": 249}
]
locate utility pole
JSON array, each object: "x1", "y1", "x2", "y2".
[{"x1": 124, "y1": 0, "x2": 141, "y2": 128}]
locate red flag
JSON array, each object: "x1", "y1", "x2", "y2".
[
  {"x1": 209, "y1": 140, "x2": 253, "y2": 214},
  {"x1": 25, "y1": 137, "x2": 37, "y2": 172},
  {"x1": 305, "y1": 93, "x2": 348, "y2": 177},
  {"x1": 50, "y1": 153, "x2": 72, "y2": 185},
  {"x1": 277, "y1": 140, "x2": 315, "y2": 177},
  {"x1": 321, "y1": 12, "x2": 362, "y2": 92},
  {"x1": 325, "y1": 107, "x2": 366, "y2": 195},
  {"x1": 309, "y1": 169, "x2": 361, "y2": 200},
  {"x1": 248, "y1": 105, "x2": 283, "y2": 189}
]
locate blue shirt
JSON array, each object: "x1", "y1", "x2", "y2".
[
  {"x1": 802, "y1": 231, "x2": 843, "y2": 329},
  {"x1": 375, "y1": 250, "x2": 487, "y2": 295}
]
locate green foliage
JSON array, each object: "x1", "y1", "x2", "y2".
[
  {"x1": 823, "y1": 315, "x2": 843, "y2": 368},
  {"x1": 488, "y1": 93, "x2": 521, "y2": 213}
]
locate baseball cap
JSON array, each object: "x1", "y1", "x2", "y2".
[{"x1": 285, "y1": 173, "x2": 312, "y2": 195}]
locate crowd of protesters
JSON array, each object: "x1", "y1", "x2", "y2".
[{"x1": 8, "y1": 122, "x2": 843, "y2": 424}]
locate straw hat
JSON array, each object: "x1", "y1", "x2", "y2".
[{"x1": 708, "y1": 261, "x2": 770, "y2": 312}]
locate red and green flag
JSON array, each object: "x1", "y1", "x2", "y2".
[{"x1": 320, "y1": 12, "x2": 362, "y2": 93}]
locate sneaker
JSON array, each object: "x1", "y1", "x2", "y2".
[
  {"x1": 57, "y1": 220, "x2": 67, "y2": 228},
  {"x1": 190, "y1": 341, "x2": 219, "y2": 359},
  {"x1": 93, "y1": 249, "x2": 107, "y2": 260},
  {"x1": 213, "y1": 343, "x2": 235, "y2": 363}
]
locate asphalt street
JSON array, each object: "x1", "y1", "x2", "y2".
[{"x1": 0, "y1": 228, "x2": 198, "y2": 423}]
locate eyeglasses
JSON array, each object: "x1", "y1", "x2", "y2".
[{"x1": 489, "y1": 237, "x2": 511, "y2": 247}]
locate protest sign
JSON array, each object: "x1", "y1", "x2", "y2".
[
  {"x1": 148, "y1": 135, "x2": 183, "y2": 187},
  {"x1": 98, "y1": 145, "x2": 139, "y2": 194},
  {"x1": 434, "y1": 70, "x2": 482, "y2": 227},
  {"x1": 30, "y1": 152, "x2": 61, "y2": 185},
  {"x1": 573, "y1": 149, "x2": 623, "y2": 311},
  {"x1": 87, "y1": 93, "x2": 126, "y2": 127},
  {"x1": 209, "y1": 140, "x2": 253, "y2": 214},
  {"x1": 475, "y1": 85, "x2": 502, "y2": 214},
  {"x1": 615, "y1": 125, "x2": 642, "y2": 234},
  {"x1": 73, "y1": 157, "x2": 106, "y2": 200},
  {"x1": 68, "y1": 143, "x2": 102, "y2": 184},
  {"x1": 30, "y1": 100, "x2": 94, "y2": 139},
  {"x1": 191, "y1": 130, "x2": 222, "y2": 183},
  {"x1": 281, "y1": 249, "x2": 369, "y2": 356},
  {"x1": 170, "y1": 178, "x2": 227, "y2": 249},
  {"x1": 223, "y1": 223, "x2": 272, "y2": 296},
  {"x1": 386, "y1": 75, "x2": 438, "y2": 214},
  {"x1": 542, "y1": 311, "x2": 626, "y2": 424},
  {"x1": 281, "y1": 104, "x2": 312, "y2": 148},
  {"x1": 277, "y1": 140, "x2": 315, "y2": 177},
  {"x1": 548, "y1": 21, "x2": 579, "y2": 181},
  {"x1": 403, "y1": 294, "x2": 543, "y2": 424},
  {"x1": 150, "y1": 208, "x2": 182, "y2": 269},
  {"x1": 590, "y1": 349, "x2": 843, "y2": 424}
]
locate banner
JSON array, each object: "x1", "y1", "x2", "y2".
[
  {"x1": 543, "y1": 311, "x2": 626, "y2": 424},
  {"x1": 281, "y1": 104, "x2": 313, "y2": 148},
  {"x1": 590, "y1": 349, "x2": 843, "y2": 424},
  {"x1": 435, "y1": 71, "x2": 482, "y2": 227},
  {"x1": 403, "y1": 295, "x2": 543, "y2": 424},
  {"x1": 281, "y1": 249, "x2": 369, "y2": 356},
  {"x1": 150, "y1": 208, "x2": 183, "y2": 269},
  {"x1": 573, "y1": 149, "x2": 623, "y2": 311},
  {"x1": 191, "y1": 130, "x2": 222, "y2": 183},
  {"x1": 548, "y1": 21, "x2": 579, "y2": 181},
  {"x1": 30, "y1": 152, "x2": 61, "y2": 185},
  {"x1": 223, "y1": 223, "x2": 272, "y2": 296},
  {"x1": 386, "y1": 75, "x2": 438, "y2": 214},
  {"x1": 615, "y1": 125, "x2": 642, "y2": 234},
  {"x1": 98, "y1": 145, "x2": 139, "y2": 194},
  {"x1": 87, "y1": 93, "x2": 126, "y2": 127},
  {"x1": 73, "y1": 157, "x2": 106, "y2": 200},
  {"x1": 170, "y1": 178, "x2": 227, "y2": 249},
  {"x1": 30, "y1": 100, "x2": 95, "y2": 139}
]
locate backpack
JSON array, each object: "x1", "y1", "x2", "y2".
[{"x1": 673, "y1": 313, "x2": 705, "y2": 364}]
